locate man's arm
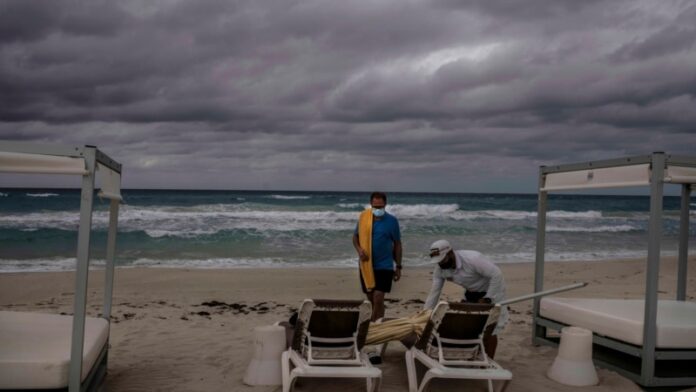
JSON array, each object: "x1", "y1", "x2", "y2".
[
  {"x1": 393, "y1": 241, "x2": 402, "y2": 267},
  {"x1": 392, "y1": 218, "x2": 402, "y2": 274},
  {"x1": 424, "y1": 268, "x2": 445, "y2": 309},
  {"x1": 393, "y1": 241, "x2": 403, "y2": 281}
]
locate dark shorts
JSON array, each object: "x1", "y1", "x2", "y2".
[
  {"x1": 360, "y1": 269, "x2": 394, "y2": 293},
  {"x1": 463, "y1": 291, "x2": 487, "y2": 303}
]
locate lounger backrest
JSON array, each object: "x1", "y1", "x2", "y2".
[
  {"x1": 416, "y1": 302, "x2": 495, "y2": 351},
  {"x1": 307, "y1": 311, "x2": 359, "y2": 337},
  {"x1": 416, "y1": 302, "x2": 449, "y2": 351},
  {"x1": 291, "y1": 299, "x2": 372, "y2": 352},
  {"x1": 438, "y1": 303, "x2": 493, "y2": 342}
]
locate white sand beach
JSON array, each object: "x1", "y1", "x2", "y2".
[{"x1": 1, "y1": 257, "x2": 695, "y2": 392}]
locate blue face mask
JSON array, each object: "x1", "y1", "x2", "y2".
[{"x1": 372, "y1": 208, "x2": 385, "y2": 217}]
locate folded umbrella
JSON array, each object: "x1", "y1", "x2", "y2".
[{"x1": 366, "y1": 309, "x2": 432, "y2": 345}]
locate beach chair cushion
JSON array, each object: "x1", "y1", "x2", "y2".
[{"x1": 0, "y1": 311, "x2": 109, "y2": 389}]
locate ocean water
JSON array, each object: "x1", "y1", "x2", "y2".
[{"x1": 0, "y1": 189, "x2": 694, "y2": 272}]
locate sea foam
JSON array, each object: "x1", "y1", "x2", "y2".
[
  {"x1": 450, "y1": 210, "x2": 603, "y2": 220},
  {"x1": 0, "y1": 258, "x2": 105, "y2": 273},
  {"x1": 26, "y1": 193, "x2": 59, "y2": 197},
  {"x1": 0, "y1": 203, "x2": 638, "y2": 239},
  {"x1": 546, "y1": 224, "x2": 638, "y2": 233},
  {"x1": 268, "y1": 195, "x2": 312, "y2": 200}
]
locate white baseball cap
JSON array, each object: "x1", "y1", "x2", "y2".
[{"x1": 429, "y1": 239, "x2": 452, "y2": 264}]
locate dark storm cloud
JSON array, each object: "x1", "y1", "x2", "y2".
[
  {"x1": 0, "y1": 1, "x2": 129, "y2": 43},
  {"x1": 611, "y1": 6, "x2": 696, "y2": 62},
  {"x1": 1, "y1": 0, "x2": 695, "y2": 192}
]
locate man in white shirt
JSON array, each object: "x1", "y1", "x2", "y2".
[{"x1": 424, "y1": 239, "x2": 509, "y2": 358}]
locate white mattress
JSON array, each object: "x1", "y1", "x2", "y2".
[
  {"x1": 0, "y1": 311, "x2": 110, "y2": 389},
  {"x1": 540, "y1": 298, "x2": 696, "y2": 349}
]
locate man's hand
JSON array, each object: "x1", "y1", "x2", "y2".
[
  {"x1": 393, "y1": 268, "x2": 401, "y2": 281},
  {"x1": 358, "y1": 249, "x2": 369, "y2": 262}
]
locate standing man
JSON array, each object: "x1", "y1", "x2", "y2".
[
  {"x1": 424, "y1": 239, "x2": 508, "y2": 358},
  {"x1": 352, "y1": 192, "x2": 402, "y2": 322}
]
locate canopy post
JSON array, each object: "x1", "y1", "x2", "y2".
[
  {"x1": 532, "y1": 167, "x2": 548, "y2": 345},
  {"x1": 103, "y1": 199, "x2": 120, "y2": 321},
  {"x1": 641, "y1": 152, "x2": 665, "y2": 385},
  {"x1": 68, "y1": 146, "x2": 97, "y2": 392},
  {"x1": 677, "y1": 184, "x2": 691, "y2": 301}
]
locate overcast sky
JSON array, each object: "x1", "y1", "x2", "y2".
[{"x1": 1, "y1": 0, "x2": 695, "y2": 193}]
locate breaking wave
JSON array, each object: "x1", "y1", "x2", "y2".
[
  {"x1": 448, "y1": 210, "x2": 603, "y2": 220},
  {"x1": 268, "y1": 195, "x2": 312, "y2": 200},
  {"x1": 337, "y1": 203, "x2": 364, "y2": 209},
  {"x1": 0, "y1": 202, "x2": 616, "y2": 239},
  {"x1": 388, "y1": 203, "x2": 460, "y2": 216},
  {"x1": 546, "y1": 224, "x2": 639, "y2": 233},
  {"x1": 0, "y1": 258, "x2": 105, "y2": 273},
  {"x1": 26, "y1": 193, "x2": 59, "y2": 197}
]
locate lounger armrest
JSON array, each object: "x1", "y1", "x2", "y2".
[
  {"x1": 437, "y1": 337, "x2": 482, "y2": 345},
  {"x1": 309, "y1": 336, "x2": 356, "y2": 344}
]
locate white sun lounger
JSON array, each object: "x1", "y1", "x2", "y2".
[
  {"x1": 540, "y1": 298, "x2": 696, "y2": 348},
  {"x1": 0, "y1": 311, "x2": 110, "y2": 390},
  {"x1": 405, "y1": 302, "x2": 512, "y2": 392},
  {"x1": 532, "y1": 152, "x2": 696, "y2": 387},
  {"x1": 281, "y1": 299, "x2": 381, "y2": 392},
  {"x1": 1, "y1": 143, "x2": 123, "y2": 392}
]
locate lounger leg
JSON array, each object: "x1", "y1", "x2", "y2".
[
  {"x1": 374, "y1": 375, "x2": 382, "y2": 392},
  {"x1": 366, "y1": 375, "x2": 382, "y2": 392},
  {"x1": 487, "y1": 379, "x2": 494, "y2": 392},
  {"x1": 281, "y1": 351, "x2": 291, "y2": 392},
  {"x1": 405, "y1": 350, "x2": 418, "y2": 392},
  {"x1": 418, "y1": 370, "x2": 435, "y2": 392},
  {"x1": 500, "y1": 379, "x2": 511, "y2": 392}
]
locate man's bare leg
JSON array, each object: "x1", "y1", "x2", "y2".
[
  {"x1": 372, "y1": 290, "x2": 385, "y2": 321},
  {"x1": 365, "y1": 291, "x2": 374, "y2": 306}
]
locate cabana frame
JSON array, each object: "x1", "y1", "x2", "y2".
[
  {"x1": 0, "y1": 141, "x2": 122, "y2": 392},
  {"x1": 532, "y1": 152, "x2": 695, "y2": 387}
]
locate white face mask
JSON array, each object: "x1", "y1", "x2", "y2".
[{"x1": 372, "y1": 208, "x2": 385, "y2": 217}]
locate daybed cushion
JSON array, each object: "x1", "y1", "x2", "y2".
[
  {"x1": 0, "y1": 311, "x2": 109, "y2": 389},
  {"x1": 540, "y1": 298, "x2": 696, "y2": 349}
]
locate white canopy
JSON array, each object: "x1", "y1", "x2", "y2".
[
  {"x1": 0, "y1": 142, "x2": 123, "y2": 392},
  {"x1": 96, "y1": 163, "x2": 122, "y2": 201},
  {"x1": 0, "y1": 151, "x2": 87, "y2": 175},
  {"x1": 664, "y1": 165, "x2": 696, "y2": 184},
  {"x1": 0, "y1": 149, "x2": 122, "y2": 201},
  {"x1": 533, "y1": 152, "x2": 695, "y2": 387},
  {"x1": 541, "y1": 158, "x2": 696, "y2": 192}
]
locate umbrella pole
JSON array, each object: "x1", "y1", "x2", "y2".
[{"x1": 500, "y1": 282, "x2": 588, "y2": 306}]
